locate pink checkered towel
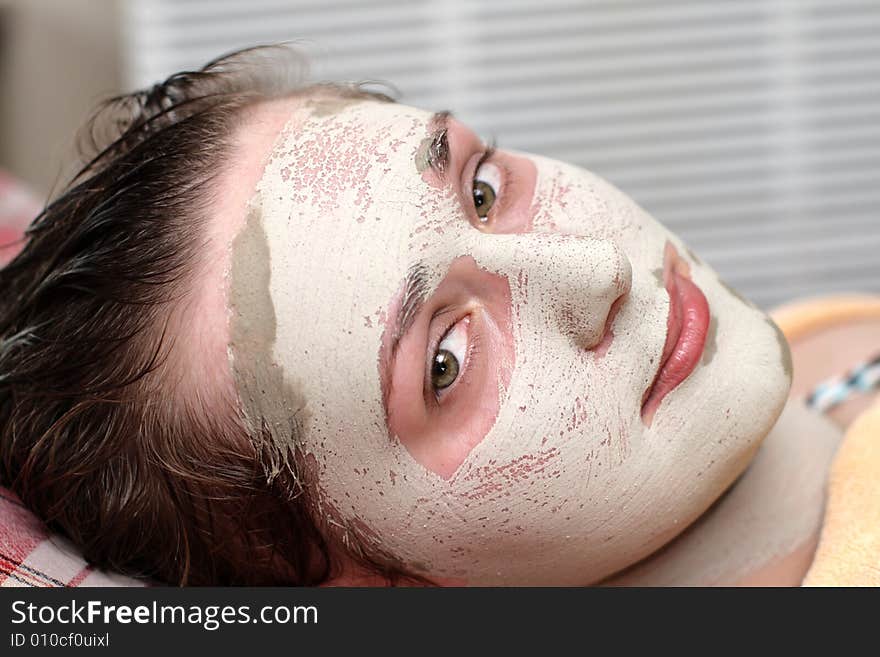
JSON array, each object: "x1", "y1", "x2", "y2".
[{"x1": 0, "y1": 486, "x2": 145, "y2": 587}]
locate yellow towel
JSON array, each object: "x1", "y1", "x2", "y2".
[{"x1": 771, "y1": 294, "x2": 880, "y2": 586}]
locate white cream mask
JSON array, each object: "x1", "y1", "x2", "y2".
[{"x1": 228, "y1": 99, "x2": 791, "y2": 585}]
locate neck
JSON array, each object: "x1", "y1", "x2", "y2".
[{"x1": 601, "y1": 399, "x2": 843, "y2": 586}]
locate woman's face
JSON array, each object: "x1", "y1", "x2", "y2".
[{"x1": 225, "y1": 96, "x2": 791, "y2": 584}]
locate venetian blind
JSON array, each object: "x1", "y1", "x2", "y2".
[{"x1": 122, "y1": 0, "x2": 880, "y2": 308}]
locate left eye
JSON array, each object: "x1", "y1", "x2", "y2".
[
  {"x1": 472, "y1": 161, "x2": 501, "y2": 221},
  {"x1": 431, "y1": 317, "x2": 470, "y2": 393}
]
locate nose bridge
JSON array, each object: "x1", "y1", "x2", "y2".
[{"x1": 469, "y1": 232, "x2": 632, "y2": 349}]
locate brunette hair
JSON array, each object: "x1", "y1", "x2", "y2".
[{"x1": 0, "y1": 46, "x2": 401, "y2": 585}]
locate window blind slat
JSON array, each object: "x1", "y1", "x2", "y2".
[{"x1": 123, "y1": 0, "x2": 880, "y2": 308}]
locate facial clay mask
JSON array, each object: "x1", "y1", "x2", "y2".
[{"x1": 229, "y1": 99, "x2": 791, "y2": 584}]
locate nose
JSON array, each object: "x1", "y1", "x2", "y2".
[{"x1": 469, "y1": 233, "x2": 632, "y2": 350}]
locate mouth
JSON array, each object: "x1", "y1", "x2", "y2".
[{"x1": 640, "y1": 241, "x2": 710, "y2": 426}]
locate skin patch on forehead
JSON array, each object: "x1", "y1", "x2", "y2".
[
  {"x1": 305, "y1": 95, "x2": 363, "y2": 118},
  {"x1": 228, "y1": 198, "x2": 309, "y2": 475},
  {"x1": 414, "y1": 135, "x2": 433, "y2": 174}
]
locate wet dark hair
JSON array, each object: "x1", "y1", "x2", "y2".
[{"x1": 0, "y1": 46, "x2": 405, "y2": 585}]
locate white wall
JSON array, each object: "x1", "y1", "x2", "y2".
[
  {"x1": 2, "y1": 0, "x2": 878, "y2": 307},
  {"x1": 0, "y1": 0, "x2": 123, "y2": 193},
  {"x1": 121, "y1": 0, "x2": 880, "y2": 308}
]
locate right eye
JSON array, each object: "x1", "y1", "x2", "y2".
[
  {"x1": 472, "y1": 161, "x2": 502, "y2": 222},
  {"x1": 430, "y1": 316, "x2": 470, "y2": 394}
]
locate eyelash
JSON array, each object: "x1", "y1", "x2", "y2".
[
  {"x1": 475, "y1": 144, "x2": 497, "y2": 175},
  {"x1": 426, "y1": 312, "x2": 481, "y2": 403}
]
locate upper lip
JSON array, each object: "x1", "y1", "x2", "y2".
[{"x1": 640, "y1": 242, "x2": 710, "y2": 426}]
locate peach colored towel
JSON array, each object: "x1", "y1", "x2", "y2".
[
  {"x1": 772, "y1": 295, "x2": 880, "y2": 586},
  {"x1": 802, "y1": 401, "x2": 880, "y2": 586}
]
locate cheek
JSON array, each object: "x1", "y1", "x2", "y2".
[
  {"x1": 493, "y1": 152, "x2": 537, "y2": 234},
  {"x1": 454, "y1": 444, "x2": 565, "y2": 506},
  {"x1": 528, "y1": 163, "x2": 580, "y2": 233},
  {"x1": 528, "y1": 161, "x2": 644, "y2": 241}
]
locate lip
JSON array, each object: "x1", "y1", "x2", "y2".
[{"x1": 640, "y1": 242, "x2": 710, "y2": 426}]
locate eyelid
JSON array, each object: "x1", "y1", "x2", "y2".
[
  {"x1": 475, "y1": 160, "x2": 503, "y2": 195},
  {"x1": 475, "y1": 143, "x2": 497, "y2": 174}
]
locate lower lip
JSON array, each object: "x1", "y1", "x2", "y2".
[{"x1": 640, "y1": 245, "x2": 710, "y2": 425}]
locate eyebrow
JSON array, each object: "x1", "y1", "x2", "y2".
[
  {"x1": 390, "y1": 263, "x2": 429, "y2": 359},
  {"x1": 380, "y1": 262, "x2": 430, "y2": 408},
  {"x1": 426, "y1": 110, "x2": 453, "y2": 178}
]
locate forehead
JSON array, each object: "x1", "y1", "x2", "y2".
[
  {"x1": 274, "y1": 97, "x2": 438, "y2": 165},
  {"x1": 255, "y1": 96, "x2": 460, "y2": 290},
  {"x1": 249, "y1": 96, "x2": 455, "y2": 340},
  {"x1": 255, "y1": 98, "x2": 452, "y2": 236}
]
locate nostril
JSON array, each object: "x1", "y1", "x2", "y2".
[
  {"x1": 591, "y1": 292, "x2": 628, "y2": 358},
  {"x1": 545, "y1": 240, "x2": 632, "y2": 351},
  {"x1": 562, "y1": 288, "x2": 628, "y2": 353}
]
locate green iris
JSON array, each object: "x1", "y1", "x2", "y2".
[
  {"x1": 431, "y1": 349, "x2": 460, "y2": 390},
  {"x1": 473, "y1": 180, "x2": 496, "y2": 219}
]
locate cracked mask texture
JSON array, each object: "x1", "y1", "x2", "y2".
[{"x1": 228, "y1": 101, "x2": 791, "y2": 585}]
